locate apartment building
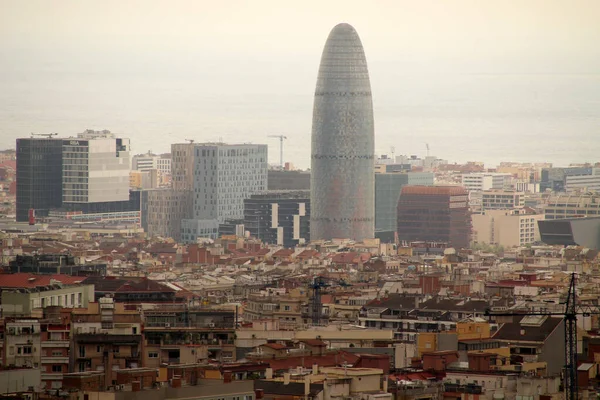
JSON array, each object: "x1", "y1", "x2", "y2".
[
  {"x1": 472, "y1": 209, "x2": 544, "y2": 248},
  {"x1": 71, "y1": 298, "x2": 143, "y2": 385},
  {"x1": 243, "y1": 290, "x2": 306, "y2": 329},
  {"x1": 142, "y1": 304, "x2": 236, "y2": 366}
]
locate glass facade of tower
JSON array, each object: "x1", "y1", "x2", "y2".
[
  {"x1": 16, "y1": 138, "x2": 64, "y2": 222},
  {"x1": 310, "y1": 23, "x2": 375, "y2": 241}
]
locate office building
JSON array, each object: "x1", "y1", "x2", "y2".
[
  {"x1": 145, "y1": 189, "x2": 193, "y2": 241},
  {"x1": 62, "y1": 130, "x2": 130, "y2": 204},
  {"x1": 397, "y1": 186, "x2": 471, "y2": 249},
  {"x1": 310, "y1": 23, "x2": 375, "y2": 242},
  {"x1": 268, "y1": 169, "x2": 310, "y2": 190},
  {"x1": 244, "y1": 190, "x2": 310, "y2": 247},
  {"x1": 181, "y1": 143, "x2": 268, "y2": 243},
  {"x1": 375, "y1": 172, "x2": 434, "y2": 235},
  {"x1": 544, "y1": 193, "x2": 600, "y2": 220},
  {"x1": 171, "y1": 143, "x2": 195, "y2": 190},
  {"x1": 461, "y1": 172, "x2": 512, "y2": 192},
  {"x1": 541, "y1": 166, "x2": 593, "y2": 192},
  {"x1": 16, "y1": 137, "x2": 64, "y2": 222},
  {"x1": 132, "y1": 151, "x2": 171, "y2": 175},
  {"x1": 472, "y1": 209, "x2": 543, "y2": 248},
  {"x1": 564, "y1": 169, "x2": 600, "y2": 193},
  {"x1": 481, "y1": 190, "x2": 525, "y2": 210}
]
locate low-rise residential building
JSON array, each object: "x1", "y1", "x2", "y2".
[{"x1": 1, "y1": 283, "x2": 94, "y2": 316}]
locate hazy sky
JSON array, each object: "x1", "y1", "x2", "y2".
[
  {"x1": 3, "y1": 0, "x2": 599, "y2": 73},
  {"x1": 1, "y1": 1, "x2": 599, "y2": 167}
]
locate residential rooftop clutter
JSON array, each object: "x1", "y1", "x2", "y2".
[{"x1": 6, "y1": 130, "x2": 600, "y2": 399}]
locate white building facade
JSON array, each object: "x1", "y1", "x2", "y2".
[{"x1": 62, "y1": 130, "x2": 130, "y2": 203}]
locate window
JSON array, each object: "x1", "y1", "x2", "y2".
[
  {"x1": 148, "y1": 352, "x2": 159, "y2": 358},
  {"x1": 113, "y1": 346, "x2": 120, "y2": 353},
  {"x1": 52, "y1": 365, "x2": 62, "y2": 372},
  {"x1": 52, "y1": 351, "x2": 62, "y2": 356}
]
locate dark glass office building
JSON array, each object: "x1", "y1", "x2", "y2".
[
  {"x1": 397, "y1": 186, "x2": 471, "y2": 249},
  {"x1": 244, "y1": 191, "x2": 310, "y2": 248},
  {"x1": 16, "y1": 138, "x2": 64, "y2": 222}
]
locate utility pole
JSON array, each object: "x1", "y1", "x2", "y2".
[{"x1": 268, "y1": 135, "x2": 287, "y2": 170}]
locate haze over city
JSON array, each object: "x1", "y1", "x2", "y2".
[{"x1": 2, "y1": 0, "x2": 600, "y2": 168}]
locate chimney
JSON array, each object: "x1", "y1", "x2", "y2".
[
  {"x1": 283, "y1": 373, "x2": 290, "y2": 385},
  {"x1": 265, "y1": 368, "x2": 273, "y2": 379},
  {"x1": 255, "y1": 389, "x2": 264, "y2": 399},
  {"x1": 223, "y1": 371, "x2": 232, "y2": 384},
  {"x1": 132, "y1": 381, "x2": 141, "y2": 392},
  {"x1": 312, "y1": 364, "x2": 319, "y2": 375}
]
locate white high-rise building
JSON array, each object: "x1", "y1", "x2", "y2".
[{"x1": 62, "y1": 130, "x2": 130, "y2": 203}]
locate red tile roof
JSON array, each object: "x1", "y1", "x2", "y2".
[
  {"x1": 0, "y1": 273, "x2": 85, "y2": 288},
  {"x1": 273, "y1": 249, "x2": 294, "y2": 257},
  {"x1": 0, "y1": 161, "x2": 16, "y2": 171}
]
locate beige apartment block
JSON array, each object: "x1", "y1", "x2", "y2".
[{"x1": 473, "y1": 209, "x2": 544, "y2": 248}]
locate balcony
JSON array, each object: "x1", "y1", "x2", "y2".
[
  {"x1": 41, "y1": 356, "x2": 69, "y2": 364},
  {"x1": 144, "y1": 322, "x2": 234, "y2": 330},
  {"x1": 41, "y1": 341, "x2": 70, "y2": 348},
  {"x1": 74, "y1": 333, "x2": 142, "y2": 345},
  {"x1": 41, "y1": 373, "x2": 64, "y2": 380}
]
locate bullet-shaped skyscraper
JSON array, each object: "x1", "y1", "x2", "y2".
[{"x1": 310, "y1": 23, "x2": 375, "y2": 241}]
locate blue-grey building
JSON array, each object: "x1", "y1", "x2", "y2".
[
  {"x1": 375, "y1": 172, "x2": 434, "y2": 237},
  {"x1": 181, "y1": 143, "x2": 268, "y2": 243},
  {"x1": 310, "y1": 23, "x2": 375, "y2": 241}
]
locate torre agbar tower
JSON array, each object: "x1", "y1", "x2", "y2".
[{"x1": 310, "y1": 23, "x2": 375, "y2": 241}]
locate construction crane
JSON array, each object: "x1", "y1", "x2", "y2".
[
  {"x1": 30, "y1": 133, "x2": 57, "y2": 138},
  {"x1": 268, "y1": 135, "x2": 287, "y2": 170},
  {"x1": 485, "y1": 273, "x2": 600, "y2": 400},
  {"x1": 309, "y1": 276, "x2": 352, "y2": 325}
]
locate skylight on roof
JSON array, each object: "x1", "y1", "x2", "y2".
[{"x1": 520, "y1": 315, "x2": 548, "y2": 327}]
